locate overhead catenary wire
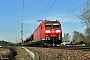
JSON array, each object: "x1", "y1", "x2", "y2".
[
  {"x1": 57, "y1": 0, "x2": 81, "y2": 19},
  {"x1": 61, "y1": 0, "x2": 88, "y2": 25},
  {"x1": 62, "y1": 18, "x2": 77, "y2": 25},
  {"x1": 41, "y1": 0, "x2": 57, "y2": 19},
  {"x1": 40, "y1": 0, "x2": 53, "y2": 20},
  {"x1": 59, "y1": 0, "x2": 87, "y2": 20}
]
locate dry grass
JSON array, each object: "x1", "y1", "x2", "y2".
[
  {"x1": 15, "y1": 47, "x2": 32, "y2": 60},
  {"x1": 0, "y1": 48, "x2": 13, "y2": 60},
  {"x1": 0, "y1": 46, "x2": 32, "y2": 60}
]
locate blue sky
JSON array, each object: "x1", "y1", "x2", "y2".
[{"x1": 0, "y1": 0, "x2": 87, "y2": 43}]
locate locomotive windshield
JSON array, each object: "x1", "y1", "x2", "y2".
[
  {"x1": 45, "y1": 23, "x2": 52, "y2": 28},
  {"x1": 45, "y1": 23, "x2": 60, "y2": 28},
  {"x1": 53, "y1": 23, "x2": 59, "y2": 28}
]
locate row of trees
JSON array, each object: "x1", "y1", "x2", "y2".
[
  {"x1": 63, "y1": 28, "x2": 90, "y2": 45},
  {"x1": 0, "y1": 40, "x2": 15, "y2": 46},
  {"x1": 63, "y1": 0, "x2": 90, "y2": 45},
  {"x1": 63, "y1": 31, "x2": 85, "y2": 43}
]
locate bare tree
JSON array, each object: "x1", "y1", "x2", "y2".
[
  {"x1": 78, "y1": 0, "x2": 90, "y2": 28},
  {"x1": 84, "y1": 27, "x2": 90, "y2": 44},
  {"x1": 78, "y1": 0, "x2": 90, "y2": 45},
  {"x1": 63, "y1": 33, "x2": 71, "y2": 42},
  {"x1": 85, "y1": 27, "x2": 90, "y2": 37},
  {"x1": 72, "y1": 31, "x2": 85, "y2": 43}
]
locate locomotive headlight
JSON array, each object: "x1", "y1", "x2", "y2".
[
  {"x1": 46, "y1": 34, "x2": 49, "y2": 36},
  {"x1": 46, "y1": 30, "x2": 50, "y2": 33},
  {"x1": 58, "y1": 34, "x2": 60, "y2": 36},
  {"x1": 56, "y1": 30, "x2": 61, "y2": 33}
]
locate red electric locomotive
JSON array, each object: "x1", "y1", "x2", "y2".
[
  {"x1": 24, "y1": 20, "x2": 62, "y2": 46},
  {"x1": 32, "y1": 20, "x2": 62, "y2": 46}
]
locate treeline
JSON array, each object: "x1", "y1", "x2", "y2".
[
  {"x1": 63, "y1": 0, "x2": 90, "y2": 45},
  {"x1": 0, "y1": 40, "x2": 15, "y2": 46},
  {"x1": 63, "y1": 29, "x2": 90, "y2": 46}
]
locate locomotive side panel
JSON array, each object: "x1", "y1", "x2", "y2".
[
  {"x1": 33, "y1": 24, "x2": 42, "y2": 41},
  {"x1": 41, "y1": 21, "x2": 46, "y2": 40}
]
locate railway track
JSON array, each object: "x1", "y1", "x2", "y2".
[
  {"x1": 48, "y1": 46, "x2": 90, "y2": 50},
  {"x1": 24, "y1": 46, "x2": 90, "y2": 60},
  {"x1": 27, "y1": 45, "x2": 90, "y2": 50}
]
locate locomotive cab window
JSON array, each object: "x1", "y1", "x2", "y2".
[
  {"x1": 45, "y1": 23, "x2": 60, "y2": 28},
  {"x1": 45, "y1": 23, "x2": 52, "y2": 28},
  {"x1": 53, "y1": 23, "x2": 60, "y2": 28}
]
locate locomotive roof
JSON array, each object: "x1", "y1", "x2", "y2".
[{"x1": 42, "y1": 20, "x2": 60, "y2": 23}]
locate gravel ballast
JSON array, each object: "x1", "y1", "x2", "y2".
[{"x1": 27, "y1": 47, "x2": 90, "y2": 60}]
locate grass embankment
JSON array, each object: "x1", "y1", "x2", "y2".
[
  {"x1": 4, "y1": 46, "x2": 17, "y2": 60},
  {"x1": 0, "y1": 46, "x2": 32, "y2": 60},
  {"x1": 15, "y1": 47, "x2": 32, "y2": 60},
  {"x1": 0, "y1": 46, "x2": 16, "y2": 60}
]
